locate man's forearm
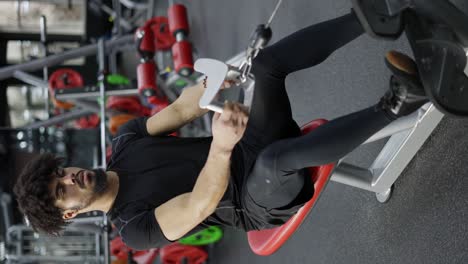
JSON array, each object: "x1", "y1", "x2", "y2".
[
  {"x1": 189, "y1": 142, "x2": 232, "y2": 218},
  {"x1": 155, "y1": 101, "x2": 247, "y2": 241},
  {"x1": 177, "y1": 82, "x2": 210, "y2": 122}
]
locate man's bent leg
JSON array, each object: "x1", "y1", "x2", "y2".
[
  {"x1": 262, "y1": 12, "x2": 364, "y2": 77},
  {"x1": 246, "y1": 106, "x2": 392, "y2": 210},
  {"x1": 246, "y1": 51, "x2": 428, "y2": 210},
  {"x1": 240, "y1": 12, "x2": 365, "y2": 154}
]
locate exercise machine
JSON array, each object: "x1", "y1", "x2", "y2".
[{"x1": 195, "y1": 0, "x2": 468, "y2": 255}]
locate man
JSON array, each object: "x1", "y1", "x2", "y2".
[{"x1": 14, "y1": 12, "x2": 427, "y2": 249}]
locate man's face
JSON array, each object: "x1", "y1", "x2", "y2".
[{"x1": 49, "y1": 167, "x2": 108, "y2": 219}]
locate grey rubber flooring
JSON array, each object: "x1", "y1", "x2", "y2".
[{"x1": 178, "y1": 0, "x2": 468, "y2": 263}]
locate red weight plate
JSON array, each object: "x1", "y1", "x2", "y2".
[
  {"x1": 49, "y1": 69, "x2": 83, "y2": 110},
  {"x1": 160, "y1": 243, "x2": 208, "y2": 264}
]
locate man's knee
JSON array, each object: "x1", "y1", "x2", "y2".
[{"x1": 251, "y1": 50, "x2": 285, "y2": 78}]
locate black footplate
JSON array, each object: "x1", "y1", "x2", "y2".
[
  {"x1": 406, "y1": 12, "x2": 468, "y2": 117},
  {"x1": 351, "y1": 0, "x2": 404, "y2": 40}
]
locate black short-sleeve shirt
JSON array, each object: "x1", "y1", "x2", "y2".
[{"x1": 106, "y1": 117, "x2": 248, "y2": 250}]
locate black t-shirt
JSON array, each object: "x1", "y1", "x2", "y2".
[{"x1": 106, "y1": 117, "x2": 248, "y2": 250}]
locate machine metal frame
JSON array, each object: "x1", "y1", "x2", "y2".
[
  {"x1": 332, "y1": 103, "x2": 444, "y2": 202},
  {"x1": 5, "y1": 215, "x2": 109, "y2": 264}
]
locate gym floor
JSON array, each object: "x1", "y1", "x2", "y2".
[{"x1": 164, "y1": 1, "x2": 468, "y2": 263}]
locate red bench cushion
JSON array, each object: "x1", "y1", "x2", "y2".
[{"x1": 247, "y1": 119, "x2": 335, "y2": 256}]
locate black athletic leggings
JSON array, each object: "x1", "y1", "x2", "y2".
[{"x1": 243, "y1": 12, "x2": 394, "y2": 210}]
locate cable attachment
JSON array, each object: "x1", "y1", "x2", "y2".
[
  {"x1": 238, "y1": 56, "x2": 253, "y2": 83},
  {"x1": 238, "y1": 0, "x2": 282, "y2": 82}
]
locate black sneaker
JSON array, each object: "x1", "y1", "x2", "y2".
[{"x1": 378, "y1": 51, "x2": 429, "y2": 119}]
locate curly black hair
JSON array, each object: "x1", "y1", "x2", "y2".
[{"x1": 13, "y1": 153, "x2": 69, "y2": 235}]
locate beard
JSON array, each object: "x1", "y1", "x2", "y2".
[
  {"x1": 69, "y1": 168, "x2": 109, "y2": 212},
  {"x1": 91, "y1": 168, "x2": 108, "y2": 195}
]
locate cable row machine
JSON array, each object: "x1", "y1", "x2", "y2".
[
  {"x1": 196, "y1": 0, "x2": 468, "y2": 255},
  {"x1": 202, "y1": 0, "x2": 468, "y2": 204}
]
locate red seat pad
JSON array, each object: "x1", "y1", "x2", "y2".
[{"x1": 247, "y1": 119, "x2": 335, "y2": 256}]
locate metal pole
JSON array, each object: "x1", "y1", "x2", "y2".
[
  {"x1": 13, "y1": 71, "x2": 48, "y2": 89},
  {"x1": 147, "y1": 0, "x2": 156, "y2": 20},
  {"x1": 331, "y1": 162, "x2": 375, "y2": 192},
  {"x1": 363, "y1": 110, "x2": 419, "y2": 144},
  {"x1": 97, "y1": 39, "x2": 107, "y2": 170},
  {"x1": 40, "y1": 15, "x2": 50, "y2": 119},
  {"x1": 120, "y1": 0, "x2": 148, "y2": 9},
  {"x1": 23, "y1": 109, "x2": 93, "y2": 129},
  {"x1": 16, "y1": 0, "x2": 22, "y2": 28},
  {"x1": 113, "y1": 0, "x2": 122, "y2": 37},
  {"x1": 102, "y1": 214, "x2": 110, "y2": 264},
  {"x1": 100, "y1": 4, "x2": 133, "y2": 31},
  {"x1": 55, "y1": 87, "x2": 139, "y2": 100},
  {"x1": 363, "y1": 103, "x2": 431, "y2": 144},
  {"x1": 71, "y1": 99, "x2": 125, "y2": 117},
  {"x1": 98, "y1": 37, "x2": 116, "y2": 264},
  {"x1": 0, "y1": 35, "x2": 134, "y2": 81}
]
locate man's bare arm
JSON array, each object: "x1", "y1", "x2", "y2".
[
  {"x1": 154, "y1": 143, "x2": 231, "y2": 241},
  {"x1": 145, "y1": 82, "x2": 209, "y2": 136},
  {"x1": 154, "y1": 102, "x2": 249, "y2": 241}
]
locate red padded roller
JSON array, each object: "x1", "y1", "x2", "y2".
[
  {"x1": 135, "y1": 25, "x2": 155, "y2": 54},
  {"x1": 172, "y1": 40, "x2": 193, "y2": 76},
  {"x1": 137, "y1": 61, "x2": 158, "y2": 96},
  {"x1": 168, "y1": 4, "x2": 190, "y2": 36}
]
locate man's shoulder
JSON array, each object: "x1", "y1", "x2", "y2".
[
  {"x1": 110, "y1": 202, "x2": 171, "y2": 250},
  {"x1": 115, "y1": 117, "x2": 149, "y2": 138},
  {"x1": 110, "y1": 117, "x2": 148, "y2": 158}
]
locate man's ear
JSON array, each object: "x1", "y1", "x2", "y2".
[{"x1": 62, "y1": 210, "x2": 79, "y2": 220}]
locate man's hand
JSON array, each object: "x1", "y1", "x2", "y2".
[
  {"x1": 202, "y1": 76, "x2": 236, "y2": 89},
  {"x1": 211, "y1": 102, "x2": 249, "y2": 152}
]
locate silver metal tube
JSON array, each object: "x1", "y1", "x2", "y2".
[
  {"x1": 265, "y1": 0, "x2": 283, "y2": 28},
  {"x1": 120, "y1": 0, "x2": 148, "y2": 9},
  {"x1": 56, "y1": 87, "x2": 139, "y2": 100},
  {"x1": 175, "y1": 32, "x2": 185, "y2": 42},
  {"x1": 40, "y1": 15, "x2": 50, "y2": 119},
  {"x1": 225, "y1": 51, "x2": 247, "y2": 68},
  {"x1": 40, "y1": 15, "x2": 47, "y2": 60},
  {"x1": 330, "y1": 162, "x2": 375, "y2": 192},
  {"x1": 16, "y1": 0, "x2": 21, "y2": 28},
  {"x1": 98, "y1": 39, "x2": 107, "y2": 169},
  {"x1": 113, "y1": 0, "x2": 122, "y2": 36},
  {"x1": 23, "y1": 108, "x2": 93, "y2": 129},
  {"x1": 0, "y1": 35, "x2": 134, "y2": 81},
  {"x1": 8, "y1": 255, "x2": 97, "y2": 262},
  {"x1": 102, "y1": 214, "x2": 110, "y2": 264},
  {"x1": 363, "y1": 109, "x2": 421, "y2": 144},
  {"x1": 13, "y1": 71, "x2": 48, "y2": 88},
  {"x1": 71, "y1": 99, "x2": 124, "y2": 117},
  {"x1": 95, "y1": 233, "x2": 100, "y2": 264},
  {"x1": 147, "y1": 0, "x2": 156, "y2": 19},
  {"x1": 1, "y1": 194, "x2": 12, "y2": 233},
  {"x1": 369, "y1": 104, "x2": 444, "y2": 193},
  {"x1": 101, "y1": 4, "x2": 133, "y2": 31},
  {"x1": 109, "y1": 50, "x2": 118, "y2": 74},
  {"x1": 128, "y1": 9, "x2": 147, "y2": 24},
  {"x1": 22, "y1": 235, "x2": 93, "y2": 240}
]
